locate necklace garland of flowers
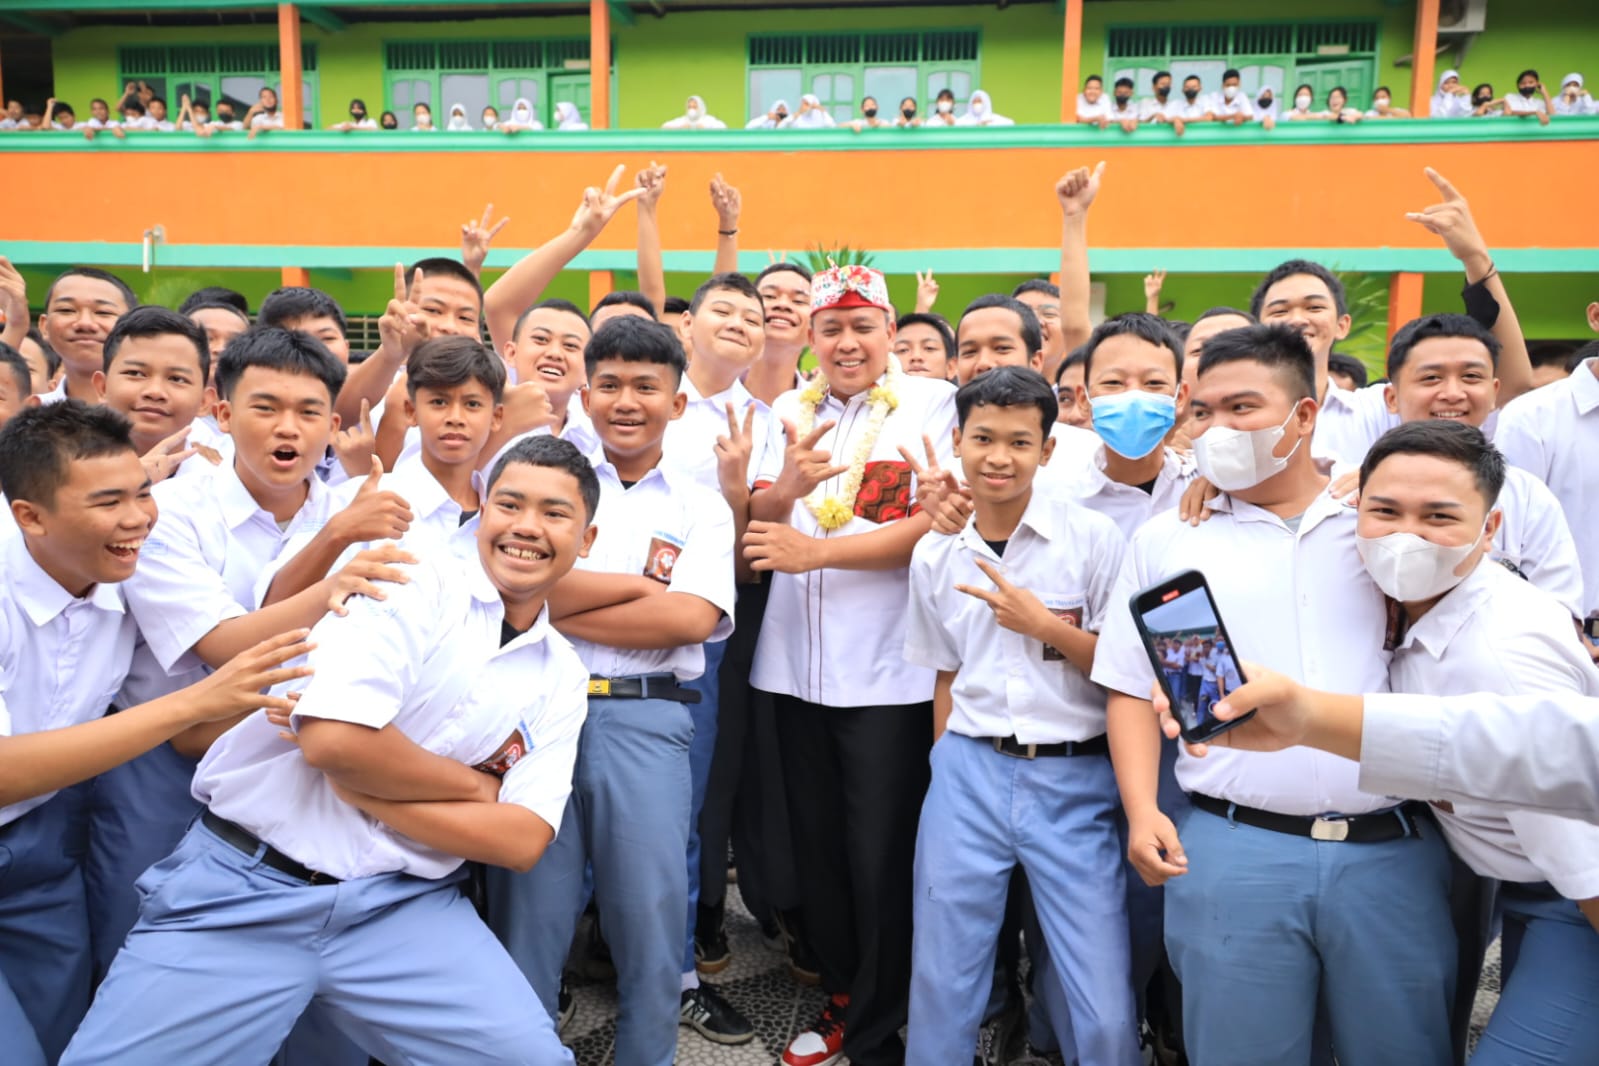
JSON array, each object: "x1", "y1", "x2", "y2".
[{"x1": 794, "y1": 359, "x2": 902, "y2": 531}]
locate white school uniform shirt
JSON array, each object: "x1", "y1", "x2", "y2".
[
  {"x1": 1215, "y1": 92, "x2": 1254, "y2": 120},
  {"x1": 750, "y1": 374, "x2": 957, "y2": 707},
  {"x1": 1312, "y1": 382, "x2": 1397, "y2": 465},
  {"x1": 1092, "y1": 491, "x2": 1398, "y2": 817},
  {"x1": 1057, "y1": 444, "x2": 1195, "y2": 542},
  {"x1": 1174, "y1": 97, "x2": 1212, "y2": 120},
  {"x1": 1491, "y1": 465, "x2": 1585, "y2": 619},
  {"x1": 1032, "y1": 422, "x2": 1103, "y2": 496},
  {"x1": 0, "y1": 534, "x2": 138, "y2": 828},
  {"x1": 1504, "y1": 93, "x2": 1548, "y2": 116},
  {"x1": 479, "y1": 403, "x2": 599, "y2": 484},
  {"x1": 195, "y1": 547, "x2": 588, "y2": 881},
  {"x1": 567, "y1": 450, "x2": 735, "y2": 682},
  {"x1": 1106, "y1": 100, "x2": 1140, "y2": 123},
  {"x1": 121, "y1": 115, "x2": 158, "y2": 130},
  {"x1": 661, "y1": 374, "x2": 772, "y2": 495},
  {"x1": 118, "y1": 463, "x2": 335, "y2": 709},
  {"x1": 254, "y1": 455, "x2": 484, "y2": 606},
  {"x1": 1076, "y1": 94, "x2": 1111, "y2": 120},
  {"x1": 1137, "y1": 96, "x2": 1180, "y2": 122},
  {"x1": 1389, "y1": 562, "x2": 1599, "y2": 897},
  {"x1": 36, "y1": 378, "x2": 69, "y2": 405},
  {"x1": 250, "y1": 112, "x2": 285, "y2": 130},
  {"x1": 1495, "y1": 359, "x2": 1599, "y2": 624},
  {"x1": 905, "y1": 492, "x2": 1125, "y2": 743}
]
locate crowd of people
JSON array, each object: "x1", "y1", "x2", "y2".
[
  {"x1": 0, "y1": 154, "x2": 1596, "y2": 1066},
  {"x1": 8, "y1": 66, "x2": 1593, "y2": 138}
]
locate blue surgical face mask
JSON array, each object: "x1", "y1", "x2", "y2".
[{"x1": 1089, "y1": 391, "x2": 1178, "y2": 459}]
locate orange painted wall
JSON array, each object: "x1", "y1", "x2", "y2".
[{"x1": 6, "y1": 141, "x2": 1597, "y2": 253}]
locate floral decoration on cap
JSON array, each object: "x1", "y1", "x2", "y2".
[{"x1": 811, "y1": 263, "x2": 893, "y2": 313}]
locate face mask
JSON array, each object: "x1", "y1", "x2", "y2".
[
  {"x1": 902, "y1": 106, "x2": 916, "y2": 119},
  {"x1": 351, "y1": 110, "x2": 365, "y2": 120},
  {"x1": 1192, "y1": 404, "x2": 1305, "y2": 492},
  {"x1": 937, "y1": 100, "x2": 954, "y2": 114},
  {"x1": 1224, "y1": 86, "x2": 1238, "y2": 101},
  {"x1": 1295, "y1": 94, "x2": 1312, "y2": 109},
  {"x1": 1519, "y1": 85, "x2": 1536, "y2": 97},
  {"x1": 863, "y1": 107, "x2": 878, "y2": 118},
  {"x1": 687, "y1": 105, "x2": 703, "y2": 120},
  {"x1": 382, "y1": 119, "x2": 397, "y2": 129},
  {"x1": 775, "y1": 111, "x2": 788, "y2": 121},
  {"x1": 973, "y1": 101, "x2": 988, "y2": 115},
  {"x1": 1374, "y1": 98, "x2": 1389, "y2": 109},
  {"x1": 1090, "y1": 392, "x2": 1177, "y2": 460},
  {"x1": 1475, "y1": 94, "x2": 1493, "y2": 106},
  {"x1": 1258, "y1": 95, "x2": 1272, "y2": 108},
  {"x1": 1356, "y1": 528, "x2": 1483, "y2": 602},
  {"x1": 1183, "y1": 88, "x2": 1199, "y2": 101},
  {"x1": 1115, "y1": 94, "x2": 1132, "y2": 106}
]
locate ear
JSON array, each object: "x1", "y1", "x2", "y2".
[
  {"x1": 201, "y1": 384, "x2": 217, "y2": 411},
  {"x1": 1586, "y1": 301, "x2": 1599, "y2": 333},
  {"x1": 11, "y1": 498, "x2": 47, "y2": 538},
  {"x1": 579, "y1": 385, "x2": 593, "y2": 418},
  {"x1": 403, "y1": 397, "x2": 418, "y2": 428},
  {"x1": 679, "y1": 309, "x2": 693, "y2": 338},
  {"x1": 1384, "y1": 383, "x2": 1398, "y2": 414},
  {"x1": 1028, "y1": 351, "x2": 1044, "y2": 373},
  {"x1": 668, "y1": 388, "x2": 689, "y2": 420},
  {"x1": 91, "y1": 370, "x2": 108, "y2": 402},
  {"x1": 1039, "y1": 431, "x2": 1057, "y2": 467},
  {"x1": 328, "y1": 411, "x2": 342, "y2": 434},
  {"x1": 1333, "y1": 312, "x2": 1353, "y2": 341},
  {"x1": 1484, "y1": 508, "x2": 1504, "y2": 545},
  {"x1": 1173, "y1": 379, "x2": 1192, "y2": 418},
  {"x1": 490, "y1": 402, "x2": 505, "y2": 434},
  {"x1": 215, "y1": 399, "x2": 232, "y2": 433},
  {"x1": 951, "y1": 425, "x2": 962, "y2": 458},
  {"x1": 1074, "y1": 384, "x2": 1092, "y2": 420},
  {"x1": 23, "y1": 393, "x2": 40, "y2": 409},
  {"x1": 577, "y1": 522, "x2": 599, "y2": 559}
]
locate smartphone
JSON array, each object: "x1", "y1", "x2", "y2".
[{"x1": 1129, "y1": 569, "x2": 1257, "y2": 744}]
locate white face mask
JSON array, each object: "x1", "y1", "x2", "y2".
[
  {"x1": 687, "y1": 104, "x2": 703, "y2": 120},
  {"x1": 972, "y1": 99, "x2": 988, "y2": 115},
  {"x1": 1356, "y1": 527, "x2": 1484, "y2": 602},
  {"x1": 937, "y1": 99, "x2": 954, "y2": 114},
  {"x1": 1295, "y1": 94, "x2": 1312, "y2": 109},
  {"x1": 1223, "y1": 85, "x2": 1238, "y2": 100},
  {"x1": 1192, "y1": 404, "x2": 1305, "y2": 492}
]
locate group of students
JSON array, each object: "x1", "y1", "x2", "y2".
[
  {"x1": 0, "y1": 153, "x2": 1596, "y2": 1066},
  {"x1": 1, "y1": 85, "x2": 293, "y2": 138},
  {"x1": 332, "y1": 99, "x2": 590, "y2": 133},
  {"x1": 1431, "y1": 69, "x2": 1598, "y2": 123},
  {"x1": 741, "y1": 89, "x2": 1014, "y2": 130}
]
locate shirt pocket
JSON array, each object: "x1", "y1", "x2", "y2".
[
  {"x1": 853, "y1": 460, "x2": 913, "y2": 525},
  {"x1": 1038, "y1": 593, "x2": 1086, "y2": 662}
]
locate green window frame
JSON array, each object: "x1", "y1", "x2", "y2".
[
  {"x1": 382, "y1": 38, "x2": 605, "y2": 131},
  {"x1": 118, "y1": 43, "x2": 319, "y2": 125},
  {"x1": 1104, "y1": 20, "x2": 1378, "y2": 111},
  {"x1": 747, "y1": 29, "x2": 980, "y2": 125}
]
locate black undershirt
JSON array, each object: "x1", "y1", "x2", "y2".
[
  {"x1": 1134, "y1": 477, "x2": 1158, "y2": 496},
  {"x1": 620, "y1": 479, "x2": 638, "y2": 490},
  {"x1": 499, "y1": 619, "x2": 527, "y2": 647},
  {"x1": 983, "y1": 538, "x2": 1008, "y2": 558},
  {"x1": 458, "y1": 509, "x2": 478, "y2": 527}
]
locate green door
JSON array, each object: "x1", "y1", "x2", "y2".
[
  {"x1": 1294, "y1": 59, "x2": 1372, "y2": 111},
  {"x1": 548, "y1": 73, "x2": 592, "y2": 126}
]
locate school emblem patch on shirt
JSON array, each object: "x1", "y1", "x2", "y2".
[
  {"x1": 644, "y1": 535, "x2": 683, "y2": 584},
  {"x1": 1039, "y1": 596, "x2": 1085, "y2": 661},
  {"x1": 474, "y1": 723, "x2": 532, "y2": 777}
]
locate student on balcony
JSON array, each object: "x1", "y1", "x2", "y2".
[
  {"x1": 781, "y1": 94, "x2": 836, "y2": 129},
  {"x1": 501, "y1": 98, "x2": 544, "y2": 132},
  {"x1": 1076, "y1": 75, "x2": 1111, "y2": 128},
  {"x1": 1138, "y1": 71, "x2": 1185, "y2": 134},
  {"x1": 925, "y1": 87, "x2": 960, "y2": 127},
  {"x1": 411, "y1": 102, "x2": 437, "y2": 131},
  {"x1": 445, "y1": 103, "x2": 472, "y2": 131},
  {"x1": 1432, "y1": 70, "x2": 1473, "y2": 118},
  {"x1": 329, "y1": 99, "x2": 377, "y2": 132},
  {"x1": 663, "y1": 95, "x2": 726, "y2": 129},
  {"x1": 848, "y1": 96, "x2": 891, "y2": 131},
  {"x1": 1326, "y1": 87, "x2": 1362, "y2": 124},
  {"x1": 1174, "y1": 75, "x2": 1215, "y2": 126},
  {"x1": 554, "y1": 102, "x2": 588, "y2": 131},
  {"x1": 1471, "y1": 83, "x2": 1506, "y2": 117},
  {"x1": 1106, "y1": 77, "x2": 1140, "y2": 132},
  {"x1": 1284, "y1": 84, "x2": 1326, "y2": 122},
  {"x1": 747, "y1": 100, "x2": 789, "y2": 129},
  {"x1": 956, "y1": 90, "x2": 1013, "y2": 127},
  {"x1": 1504, "y1": 69, "x2": 1553, "y2": 126},
  {"x1": 895, "y1": 96, "x2": 922, "y2": 127},
  {"x1": 244, "y1": 87, "x2": 283, "y2": 134},
  {"x1": 1554, "y1": 73, "x2": 1595, "y2": 115},
  {"x1": 1365, "y1": 86, "x2": 1412, "y2": 119}
]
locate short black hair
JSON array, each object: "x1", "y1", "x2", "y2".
[
  {"x1": 514, "y1": 298, "x2": 590, "y2": 341},
  {"x1": 25, "y1": 328, "x2": 60, "y2": 377},
  {"x1": 1327, "y1": 352, "x2": 1369, "y2": 390},
  {"x1": 407, "y1": 335, "x2": 507, "y2": 403},
  {"x1": 1183, "y1": 75, "x2": 1202, "y2": 86},
  {"x1": 184, "y1": 301, "x2": 250, "y2": 328},
  {"x1": 1012, "y1": 279, "x2": 1060, "y2": 300},
  {"x1": 690, "y1": 272, "x2": 764, "y2": 315},
  {"x1": 486, "y1": 433, "x2": 601, "y2": 525},
  {"x1": 1081, "y1": 312, "x2": 1183, "y2": 384},
  {"x1": 349, "y1": 98, "x2": 367, "y2": 111},
  {"x1": 148, "y1": 96, "x2": 166, "y2": 109},
  {"x1": 1153, "y1": 70, "x2": 1171, "y2": 84},
  {"x1": 179, "y1": 286, "x2": 249, "y2": 316},
  {"x1": 1472, "y1": 83, "x2": 1494, "y2": 99},
  {"x1": 259, "y1": 286, "x2": 348, "y2": 337},
  {"x1": 1195, "y1": 306, "x2": 1258, "y2": 327},
  {"x1": 1567, "y1": 339, "x2": 1599, "y2": 372},
  {"x1": 591, "y1": 290, "x2": 657, "y2": 320},
  {"x1": 215, "y1": 327, "x2": 347, "y2": 403},
  {"x1": 756, "y1": 261, "x2": 813, "y2": 285},
  {"x1": 1387, "y1": 313, "x2": 1502, "y2": 377},
  {"x1": 1114, "y1": 77, "x2": 1135, "y2": 91},
  {"x1": 895, "y1": 312, "x2": 956, "y2": 364},
  {"x1": 102, "y1": 306, "x2": 210, "y2": 382},
  {"x1": 1197, "y1": 323, "x2": 1316, "y2": 402},
  {"x1": 90, "y1": 97, "x2": 108, "y2": 109},
  {"x1": 1084, "y1": 75, "x2": 1102, "y2": 86},
  {"x1": 662, "y1": 296, "x2": 691, "y2": 317},
  {"x1": 1223, "y1": 68, "x2": 1241, "y2": 81},
  {"x1": 406, "y1": 258, "x2": 484, "y2": 310},
  {"x1": 958, "y1": 295, "x2": 1043, "y2": 357},
  {"x1": 1374, "y1": 85, "x2": 1393, "y2": 97},
  {"x1": 1359, "y1": 419, "x2": 1504, "y2": 509},
  {"x1": 0, "y1": 341, "x2": 31, "y2": 397},
  {"x1": 0, "y1": 400, "x2": 137, "y2": 509},
  {"x1": 1517, "y1": 69, "x2": 1539, "y2": 83},
  {"x1": 122, "y1": 100, "x2": 146, "y2": 116},
  {"x1": 44, "y1": 267, "x2": 137, "y2": 314},
  {"x1": 583, "y1": 314, "x2": 687, "y2": 383},
  {"x1": 1249, "y1": 259, "x2": 1347, "y2": 319},
  {"x1": 1055, "y1": 343, "x2": 1088, "y2": 385},
  {"x1": 955, "y1": 365, "x2": 1058, "y2": 436},
  {"x1": 54, "y1": 103, "x2": 75, "y2": 119}
]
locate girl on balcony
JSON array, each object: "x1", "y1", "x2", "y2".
[
  {"x1": 956, "y1": 90, "x2": 1014, "y2": 127},
  {"x1": 663, "y1": 95, "x2": 726, "y2": 130}
]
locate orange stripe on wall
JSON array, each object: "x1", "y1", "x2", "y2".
[{"x1": 8, "y1": 142, "x2": 1596, "y2": 253}]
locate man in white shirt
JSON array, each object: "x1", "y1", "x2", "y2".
[
  {"x1": 1214, "y1": 69, "x2": 1255, "y2": 125},
  {"x1": 1175, "y1": 75, "x2": 1214, "y2": 125},
  {"x1": 1504, "y1": 69, "x2": 1552, "y2": 124},
  {"x1": 1138, "y1": 71, "x2": 1183, "y2": 132},
  {"x1": 488, "y1": 317, "x2": 736, "y2": 1066},
  {"x1": 1075, "y1": 75, "x2": 1111, "y2": 127},
  {"x1": 36, "y1": 267, "x2": 137, "y2": 406},
  {"x1": 1106, "y1": 78, "x2": 1140, "y2": 131},
  {"x1": 1496, "y1": 350, "x2": 1599, "y2": 656},
  {"x1": 746, "y1": 265, "x2": 955, "y2": 1066},
  {"x1": 1093, "y1": 324, "x2": 1456, "y2": 1066},
  {"x1": 63, "y1": 436, "x2": 597, "y2": 1065}
]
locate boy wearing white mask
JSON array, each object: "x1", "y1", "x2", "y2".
[
  {"x1": 926, "y1": 88, "x2": 959, "y2": 127},
  {"x1": 1353, "y1": 419, "x2": 1599, "y2": 1066},
  {"x1": 1214, "y1": 69, "x2": 1255, "y2": 125},
  {"x1": 1092, "y1": 324, "x2": 1457, "y2": 1066}
]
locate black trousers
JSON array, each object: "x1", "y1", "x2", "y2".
[
  {"x1": 696, "y1": 578, "x2": 802, "y2": 919},
  {"x1": 773, "y1": 695, "x2": 932, "y2": 1066}
]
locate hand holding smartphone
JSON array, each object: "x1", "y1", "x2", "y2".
[{"x1": 1130, "y1": 569, "x2": 1257, "y2": 743}]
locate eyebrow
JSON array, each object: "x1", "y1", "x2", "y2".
[
  {"x1": 1411, "y1": 359, "x2": 1491, "y2": 374},
  {"x1": 245, "y1": 390, "x2": 325, "y2": 407},
  {"x1": 1366, "y1": 494, "x2": 1466, "y2": 510}
]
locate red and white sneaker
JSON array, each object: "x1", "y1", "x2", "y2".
[{"x1": 782, "y1": 993, "x2": 848, "y2": 1066}]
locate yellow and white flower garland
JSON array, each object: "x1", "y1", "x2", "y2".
[{"x1": 794, "y1": 363, "x2": 902, "y2": 531}]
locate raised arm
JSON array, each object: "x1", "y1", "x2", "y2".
[
  {"x1": 710, "y1": 173, "x2": 741, "y2": 276},
  {"x1": 461, "y1": 202, "x2": 510, "y2": 282},
  {"x1": 1057, "y1": 161, "x2": 1105, "y2": 358},
  {"x1": 635, "y1": 162, "x2": 668, "y2": 320}
]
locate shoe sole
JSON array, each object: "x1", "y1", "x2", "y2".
[
  {"x1": 557, "y1": 1006, "x2": 575, "y2": 1035},
  {"x1": 782, "y1": 1054, "x2": 842, "y2": 1066},
  {"x1": 695, "y1": 953, "x2": 732, "y2": 975},
  {"x1": 682, "y1": 1018, "x2": 756, "y2": 1046},
  {"x1": 787, "y1": 963, "x2": 822, "y2": 986}
]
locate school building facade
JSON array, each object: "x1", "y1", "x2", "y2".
[{"x1": 2, "y1": 0, "x2": 1595, "y2": 368}]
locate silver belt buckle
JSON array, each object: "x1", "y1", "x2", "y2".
[
  {"x1": 1311, "y1": 817, "x2": 1350, "y2": 842},
  {"x1": 994, "y1": 738, "x2": 1037, "y2": 760}
]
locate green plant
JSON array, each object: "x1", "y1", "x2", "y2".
[
  {"x1": 801, "y1": 243, "x2": 875, "y2": 273},
  {"x1": 1333, "y1": 270, "x2": 1390, "y2": 378}
]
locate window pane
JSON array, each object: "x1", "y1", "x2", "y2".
[
  {"x1": 927, "y1": 69, "x2": 972, "y2": 106},
  {"x1": 1171, "y1": 60, "x2": 1226, "y2": 96},
  {"x1": 809, "y1": 71, "x2": 853, "y2": 120},
  {"x1": 749, "y1": 68, "x2": 803, "y2": 120},
  {"x1": 863, "y1": 65, "x2": 917, "y2": 115},
  {"x1": 221, "y1": 75, "x2": 265, "y2": 113},
  {"x1": 441, "y1": 73, "x2": 491, "y2": 126}
]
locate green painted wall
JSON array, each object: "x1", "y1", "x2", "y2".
[{"x1": 1443, "y1": 0, "x2": 1596, "y2": 101}]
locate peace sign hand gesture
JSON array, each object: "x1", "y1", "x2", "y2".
[
  {"x1": 914, "y1": 270, "x2": 940, "y2": 314},
  {"x1": 461, "y1": 202, "x2": 510, "y2": 277},
  {"x1": 899, "y1": 433, "x2": 971, "y2": 535},
  {"x1": 770, "y1": 418, "x2": 849, "y2": 505},
  {"x1": 955, "y1": 558, "x2": 1058, "y2": 640},
  {"x1": 377, "y1": 263, "x2": 431, "y2": 358},
  {"x1": 569, "y1": 164, "x2": 649, "y2": 238},
  {"x1": 714, "y1": 401, "x2": 758, "y2": 502}
]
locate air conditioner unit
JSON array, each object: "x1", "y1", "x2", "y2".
[{"x1": 1438, "y1": 0, "x2": 1488, "y2": 34}]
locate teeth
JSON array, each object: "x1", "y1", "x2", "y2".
[
  {"x1": 501, "y1": 544, "x2": 545, "y2": 561},
  {"x1": 109, "y1": 539, "x2": 144, "y2": 551}
]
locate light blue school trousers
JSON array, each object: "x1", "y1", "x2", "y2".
[
  {"x1": 1472, "y1": 882, "x2": 1599, "y2": 1065},
  {"x1": 1164, "y1": 802, "x2": 1457, "y2": 1066},
  {"x1": 489, "y1": 695, "x2": 694, "y2": 1066},
  {"x1": 60, "y1": 818, "x2": 571, "y2": 1065},
  {"x1": 907, "y1": 733, "x2": 1141, "y2": 1066},
  {"x1": 682, "y1": 638, "x2": 725, "y2": 976}
]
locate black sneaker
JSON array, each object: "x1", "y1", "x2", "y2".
[
  {"x1": 759, "y1": 915, "x2": 786, "y2": 953},
  {"x1": 695, "y1": 925, "x2": 731, "y2": 974},
  {"x1": 775, "y1": 908, "x2": 821, "y2": 986},
  {"x1": 973, "y1": 1000, "x2": 1023, "y2": 1066},
  {"x1": 557, "y1": 979, "x2": 575, "y2": 1034},
  {"x1": 680, "y1": 984, "x2": 755, "y2": 1045},
  {"x1": 576, "y1": 915, "x2": 616, "y2": 981}
]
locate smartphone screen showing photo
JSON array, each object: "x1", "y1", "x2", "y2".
[{"x1": 1137, "y1": 582, "x2": 1243, "y2": 737}]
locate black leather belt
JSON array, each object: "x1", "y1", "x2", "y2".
[
  {"x1": 1190, "y1": 793, "x2": 1427, "y2": 844},
  {"x1": 981, "y1": 733, "x2": 1109, "y2": 759},
  {"x1": 587, "y1": 673, "x2": 701, "y2": 704},
  {"x1": 201, "y1": 810, "x2": 341, "y2": 885}
]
